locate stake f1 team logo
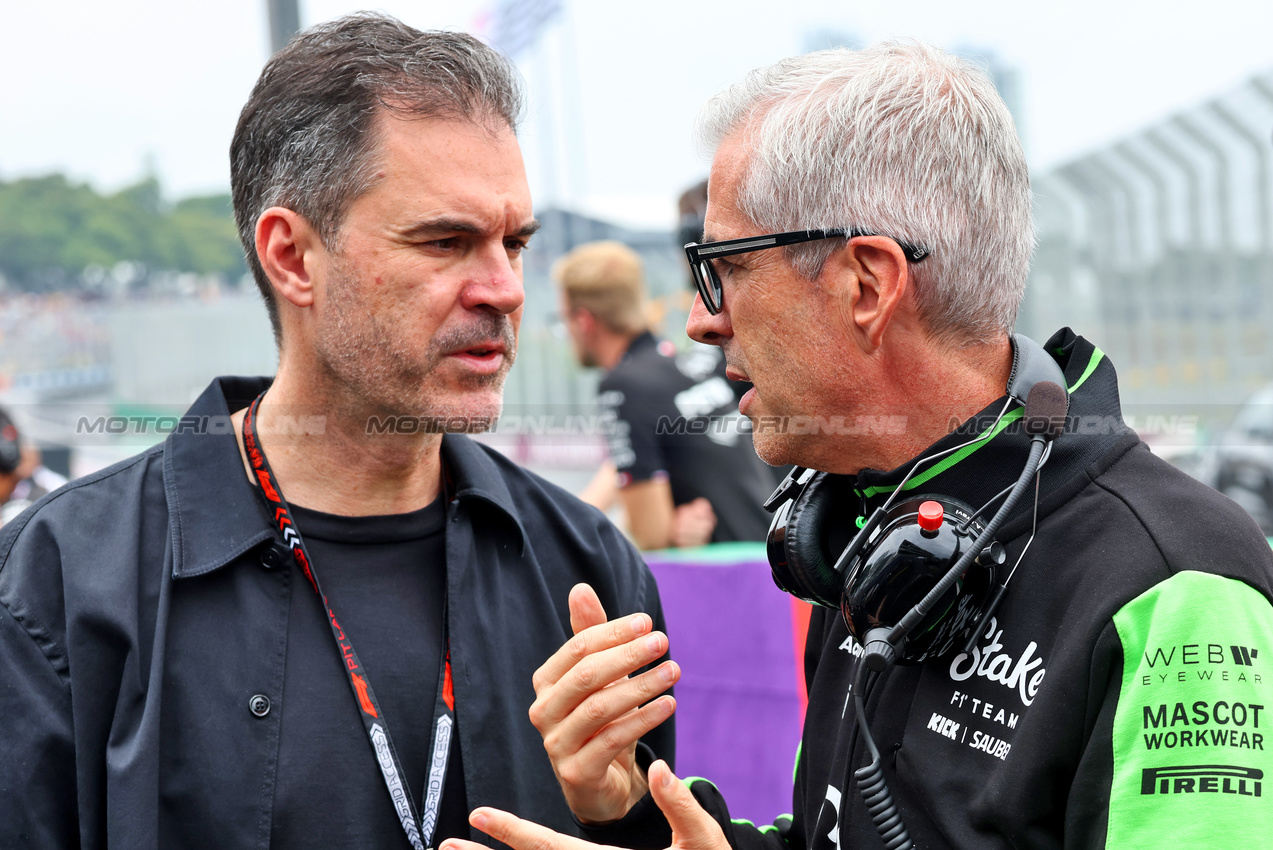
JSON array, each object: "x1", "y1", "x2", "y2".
[{"x1": 1141, "y1": 764, "x2": 1263, "y2": 797}]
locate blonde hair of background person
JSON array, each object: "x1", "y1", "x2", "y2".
[{"x1": 555, "y1": 241, "x2": 718, "y2": 549}]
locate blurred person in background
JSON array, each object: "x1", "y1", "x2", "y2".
[
  {"x1": 679, "y1": 179, "x2": 795, "y2": 491},
  {"x1": 556, "y1": 240, "x2": 775, "y2": 549},
  {"x1": 676, "y1": 179, "x2": 709, "y2": 267},
  {"x1": 443, "y1": 40, "x2": 1273, "y2": 850},
  {"x1": 0, "y1": 407, "x2": 67, "y2": 525},
  {"x1": 0, "y1": 13, "x2": 674, "y2": 849}
]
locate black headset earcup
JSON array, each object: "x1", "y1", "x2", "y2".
[
  {"x1": 767, "y1": 472, "x2": 859, "y2": 608},
  {"x1": 841, "y1": 494, "x2": 998, "y2": 664}
]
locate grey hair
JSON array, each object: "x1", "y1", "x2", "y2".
[
  {"x1": 230, "y1": 12, "x2": 525, "y2": 342},
  {"x1": 696, "y1": 41, "x2": 1033, "y2": 346}
]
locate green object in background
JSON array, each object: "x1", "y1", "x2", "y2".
[
  {"x1": 644, "y1": 541, "x2": 768, "y2": 564},
  {"x1": 0, "y1": 174, "x2": 245, "y2": 290}
]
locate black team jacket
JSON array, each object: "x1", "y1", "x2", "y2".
[{"x1": 587, "y1": 329, "x2": 1273, "y2": 850}]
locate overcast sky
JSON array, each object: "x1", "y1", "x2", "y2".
[{"x1": 3, "y1": 0, "x2": 1273, "y2": 230}]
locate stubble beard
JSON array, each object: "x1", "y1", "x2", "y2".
[
  {"x1": 749, "y1": 428, "x2": 799, "y2": 469},
  {"x1": 315, "y1": 263, "x2": 518, "y2": 433}
]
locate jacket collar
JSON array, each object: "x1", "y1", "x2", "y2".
[
  {"x1": 166, "y1": 376, "x2": 278, "y2": 579},
  {"x1": 851, "y1": 328, "x2": 1132, "y2": 522},
  {"x1": 166, "y1": 377, "x2": 527, "y2": 578},
  {"x1": 440, "y1": 432, "x2": 529, "y2": 554}
]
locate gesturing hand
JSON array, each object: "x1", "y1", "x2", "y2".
[
  {"x1": 441, "y1": 760, "x2": 729, "y2": 850},
  {"x1": 528, "y1": 583, "x2": 680, "y2": 824},
  {"x1": 671, "y1": 498, "x2": 716, "y2": 549}
]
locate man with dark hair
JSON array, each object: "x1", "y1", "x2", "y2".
[
  {"x1": 555, "y1": 240, "x2": 774, "y2": 549},
  {"x1": 440, "y1": 41, "x2": 1273, "y2": 850},
  {"x1": 0, "y1": 13, "x2": 672, "y2": 849}
]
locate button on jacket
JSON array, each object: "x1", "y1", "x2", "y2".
[{"x1": 0, "y1": 376, "x2": 673, "y2": 849}]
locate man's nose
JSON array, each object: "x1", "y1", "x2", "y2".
[
  {"x1": 686, "y1": 290, "x2": 732, "y2": 345},
  {"x1": 463, "y1": 246, "x2": 525, "y2": 315}
]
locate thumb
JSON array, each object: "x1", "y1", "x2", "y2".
[
  {"x1": 568, "y1": 582, "x2": 608, "y2": 635},
  {"x1": 648, "y1": 760, "x2": 728, "y2": 850}
]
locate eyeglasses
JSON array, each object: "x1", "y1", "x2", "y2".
[{"x1": 683, "y1": 228, "x2": 930, "y2": 315}]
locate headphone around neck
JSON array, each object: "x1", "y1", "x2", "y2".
[{"x1": 762, "y1": 333, "x2": 1068, "y2": 665}]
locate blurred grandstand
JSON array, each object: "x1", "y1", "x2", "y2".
[{"x1": 3, "y1": 64, "x2": 1273, "y2": 522}]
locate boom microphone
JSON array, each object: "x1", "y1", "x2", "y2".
[
  {"x1": 953, "y1": 379, "x2": 1068, "y2": 658},
  {"x1": 852, "y1": 381, "x2": 1065, "y2": 849},
  {"x1": 1023, "y1": 380, "x2": 1067, "y2": 440},
  {"x1": 764, "y1": 336, "x2": 1071, "y2": 850},
  {"x1": 872, "y1": 379, "x2": 1065, "y2": 666}
]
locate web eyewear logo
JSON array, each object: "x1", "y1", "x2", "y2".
[
  {"x1": 1138, "y1": 642, "x2": 1264, "y2": 686},
  {"x1": 1232, "y1": 645, "x2": 1259, "y2": 666},
  {"x1": 1141, "y1": 764, "x2": 1263, "y2": 797}
]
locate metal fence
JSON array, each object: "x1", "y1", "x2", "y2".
[
  {"x1": 17, "y1": 68, "x2": 1273, "y2": 474},
  {"x1": 1020, "y1": 71, "x2": 1273, "y2": 427}
]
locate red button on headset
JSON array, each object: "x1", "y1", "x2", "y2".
[{"x1": 917, "y1": 500, "x2": 944, "y2": 531}]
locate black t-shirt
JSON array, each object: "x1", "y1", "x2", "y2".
[
  {"x1": 598, "y1": 333, "x2": 775, "y2": 543},
  {"x1": 270, "y1": 498, "x2": 469, "y2": 849}
]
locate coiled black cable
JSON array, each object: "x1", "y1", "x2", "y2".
[{"x1": 849, "y1": 660, "x2": 913, "y2": 849}]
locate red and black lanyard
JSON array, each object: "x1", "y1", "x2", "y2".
[{"x1": 243, "y1": 393, "x2": 455, "y2": 850}]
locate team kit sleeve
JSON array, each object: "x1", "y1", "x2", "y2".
[
  {"x1": 680, "y1": 777, "x2": 801, "y2": 850},
  {"x1": 581, "y1": 613, "x2": 827, "y2": 850},
  {"x1": 597, "y1": 387, "x2": 666, "y2": 486},
  {"x1": 582, "y1": 764, "x2": 804, "y2": 850},
  {"x1": 1101, "y1": 570, "x2": 1273, "y2": 848},
  {"x1": 623, "y1": 613, "x2": 837, "y2": 850}
]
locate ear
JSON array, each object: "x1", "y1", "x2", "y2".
[
  {"x1": 573, "y1": 307, "x2": 598, "y2": 338},
  {"x1": 821, "y1": 236, "x2": 912, "y2": 353},
  {"x1": 255, "y1": 207, "x2": 323, "y2": 309}
]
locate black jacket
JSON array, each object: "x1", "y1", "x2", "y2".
[
  {"x1": 598, "y1": 330, "x2": 1273, "y2": 849},
  {"x1": 0, "y1": 376, "x2": 673, "y2": 849}
]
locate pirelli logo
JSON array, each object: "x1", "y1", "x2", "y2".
[{"x1": 1141, "y1": 764, "x2": 1263, "y2": 797}]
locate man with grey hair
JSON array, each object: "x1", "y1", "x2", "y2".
[
  {"x1": 0, "y1": 13, "x2": 673, "y2": 849},
  {"x1": 442, "y1": 41, "x2": 1273, "y2": 850}
]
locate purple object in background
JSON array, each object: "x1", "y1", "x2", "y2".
[{"x1": 644, "y1": 543, "x2": 808, "y2": 827}]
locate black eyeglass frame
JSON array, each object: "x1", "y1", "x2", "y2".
[{"x1": 683, "y1": 228, "x2": 930, "y2": 315}]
